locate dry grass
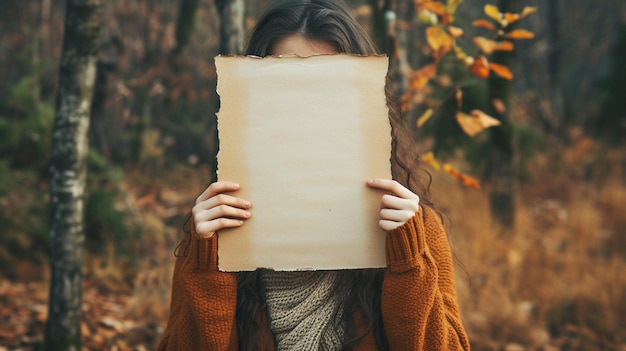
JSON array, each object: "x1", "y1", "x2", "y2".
[{"x1": 435, "y1": 144, "x2": 626, "y2": 350}]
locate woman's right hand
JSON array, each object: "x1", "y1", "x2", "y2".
[{"x1": 192, "y1": 181, "x2": 252, "y2": 237}]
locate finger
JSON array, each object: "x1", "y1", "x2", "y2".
[
  {"x1": 195, "y1": 218, "x2": 245, "y2": 236},
  {"x1": 195, "y1": 204, "x2": 251, "y2": 223},
  {"x1": 380, "y1": 208, "x2": 415, "y2": 223},
  {"x1": 194, "y1": 203, "x2": 251, "y2": 236},
  {"x1": 196, "y1": 181, "x2": 240, "y2": 204},
  {"x1": 381, "y1": 194, "x2": 420, "y2": 213},
  {"x1": 194, "y1": 193, "x2": 251, "y2": 213},
  {"x1": 378, "y1": 219, "x2": 402, "y2": 231},
  {"x1": 367, "y1": 179, "x2": 418, "y2": 200}
]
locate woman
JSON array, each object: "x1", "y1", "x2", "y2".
[{"x1": 158, "y1": 1, "x2": 470, "y2": 350}]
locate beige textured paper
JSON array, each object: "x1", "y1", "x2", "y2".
[{"x1": 215, "y1": 54, "x2": 391, "y2": 271}]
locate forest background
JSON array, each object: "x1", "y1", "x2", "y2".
[{"x1": 0, "y1": 0, "x2": 625, "y2": 350}]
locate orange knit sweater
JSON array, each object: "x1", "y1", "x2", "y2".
[{"x1": 158, "y1": 206, "x2": 470, "y2": 350}]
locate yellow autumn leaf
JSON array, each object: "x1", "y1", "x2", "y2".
[
  {"x1": 417, "y1": 108, "x2": 434, "y2": 128},
  {"x1": 426, "y1": 26, "x2": 453, "y2": 56},
  {"x1": 456, "y1": 109, "x2": 501, "y2": 137},
  {"x1": 470, "y1": 109, "x2": 501, "y2": 127},
  {"x1": 422, "y1": 151, "x2": 441, "y2": 170},
  {"x1": 520, "y1": 6, "x2": 538, "y2": 19},
  {"x1": 473, "y1": 36, "x2": 497, "y2": 54},
  {"x1": 446, "y1": 0, "x2": 463, "y2": 14},
  {"x1": 484, "y1": 4, "x2": 502, "y2": 23},
  {"x1": 447, "y1": 0, "x2": 463, "y2": 15},
  {"x1": 454, "y1": 46, "x2": 468, "y2": 61},
  {"x1": 448, "y1": 26, "x2": 464, "y2": 38},
  {"x1": 456, "y1": 111, "x2": 481, "y2": 136}
]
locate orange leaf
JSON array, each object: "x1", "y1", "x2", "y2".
[
  {"x1": 447, "y1": 0, "x2": 463, "y2": 15},
  {"x1": 422, "y1": 151, "x2": 441, "y2": 170},
  {"x1": 461, "y1": 175, "x2": 481, "y2": 190},
  {"x1": 443, "y1": 164, "x2": 481, "y2": 189},
  {"x1": 443, "y1": 163, "x2": 460, "y2": 177},
  {"x1": 494, "y1": 41, "x2": 514, "y2": 51},
  {"x1": 503, "y1": 12, "x2": 520, "y2": 25},
  {"x1": 473, "y1": 36, "x2": 497, "y2": 54},
  {"x1": 426, "y1": 26, "x2": 453, "y2": 57},
  {"x1": 455, "y1": 109, "x2": 501, "y2": 137},
  {"x1": 504, "y1": 29, "x2": 535, "y2": 39},
  {"x1": 469, "y1": 55, "x2": 489, "y2": 79},
  {"x1": 520, "y1": 6, "x2": 538, "y2": 19},
  {"x1": 409, "y1": 63, "x2": 437, "y2": 92},
  {"x1": 448, "y1": 26, "x2": 464, "y2": 38},
  {"x1": 417, "y1": 108, "x2": 434, "y2": 128},
  {"x1": 472, "y1": 19, "x2": 495, "y2": 30},
  {"x1": 420, "y1": 1, "x2": 448, "y2": 16},
  {"x1": 492, "y1": 99, "x2": 507, "y2": 114},
  {"x1": 440, "y1": 13, "x2": 455, "y2": 25},
  {"x1": 455, "y1": 87, "x2": 463, "y2": 108},
  {"x1": 489, "y1": 62, "x2": 514, "y2": 80},
  {"x1": 484, "y1": 4, "x2": 502, "y2": 23}
]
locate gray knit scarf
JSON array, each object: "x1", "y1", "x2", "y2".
[{"x1": 261, "y1": 270, "x2": 348, "y2": 351}]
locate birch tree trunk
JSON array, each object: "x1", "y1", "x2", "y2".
[
  {"x1": 216, "y1": 0, "x2": 245, "y2": 55},
  {"x1": 212, "y1": 0, "x2": 244, "y2": 182},
  {"x1": 44, "y1": 0, "x2": 103, "y2": 349},
  {"x1": 388, "y1": 0, "x2": 413, "y2": 97}
]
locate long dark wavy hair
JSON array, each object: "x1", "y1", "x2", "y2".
[
  {"x1": 231, "y1": 1, "x2": 437, "y2": 350},
  {"x1": 176, "y1": 0, "x2": 443, "y2": 350}
]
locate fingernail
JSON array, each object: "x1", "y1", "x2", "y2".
[{"x1": 244, "y1": 200, "x2": 251, "y2": 207}]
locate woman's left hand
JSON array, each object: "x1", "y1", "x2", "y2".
[{"x1": 367, "y1": 179, "x2": 420, "y2": 231}]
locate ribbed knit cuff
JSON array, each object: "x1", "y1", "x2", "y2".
[
  {"x1": 385, "y1": 207, "x2": 426, "y2": 272},
  {"x1": 189, "y1": 219, "x2": 219, "y2": 271}
]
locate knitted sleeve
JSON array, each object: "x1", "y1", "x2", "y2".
[
  {"x1": 381, "y1": 206, "x2": 471, "y2": 351},
  {"x1": 157, "y1": 220, "x2": 239, "y2": 351}
]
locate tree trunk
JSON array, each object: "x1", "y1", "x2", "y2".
[
  {"x1": 369, "y1": 0, "x2": 394, "y2": 55},
  {"x1": 370, "y1": 0, "x2": 411, "y2": 120},
  {"x1": 383, "y1": 0, "x2": 412, "y2": 99},
  {"x1": 216, "y1": 0, "x2": 245, "y2": 55},
  {"x1": 212, "y1": 0, "x2": 244, "y2": 182},
  {"x1": 547, "y1": 0, "x2": 563, "y2": 140},
  {"x1": 487, "y1": 0, "x2": 518, "y2": 232},
  {"x1": 171, "y1": 0, "x2": 200, "y2": 56},
  {"x1": 44, "y1": 0, "x2": 103, "y2": 350}
]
